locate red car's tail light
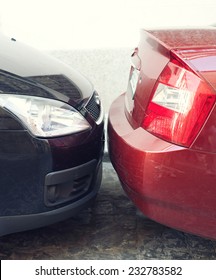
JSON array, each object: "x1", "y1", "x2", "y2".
[{"x1": 142, "y1": 58, "x2": 216, "y2": 147}]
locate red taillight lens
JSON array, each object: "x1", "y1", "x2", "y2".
[{"x1": 143, "y1": 59, "x2": 216, "y2": 147}]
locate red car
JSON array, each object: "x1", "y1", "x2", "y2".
[{"x1": 108, "y1": 28, "x2": 216, "y2": 240}]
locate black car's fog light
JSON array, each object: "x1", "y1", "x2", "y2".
[{"x1": 44, "y1": 160, "x2": 97, "y2": 207}]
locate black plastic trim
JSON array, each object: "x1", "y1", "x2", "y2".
[{"x1": 44, "y1": 159, "x2": 97, "y2": 206}]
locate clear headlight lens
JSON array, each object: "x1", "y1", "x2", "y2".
[{"x1": 0, "y1": 95, "x2": 91, "y2": 137}]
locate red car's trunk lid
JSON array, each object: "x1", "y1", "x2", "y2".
[
  {"x1": 175, "y1": 48, "x2": 216, "y2": 92},
  {"x1": 126, "y1": 29, "x2": 216, "y2": 129}
]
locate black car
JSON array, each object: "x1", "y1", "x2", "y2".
[{"x1": 0, "y1": 34, "x2": 104, "y2": 236}]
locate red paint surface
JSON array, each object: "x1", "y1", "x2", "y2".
[{"x1": 108, "y1": 29, "x2": 216, "y2": 239}]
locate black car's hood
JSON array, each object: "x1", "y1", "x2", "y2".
[{"x1": 0, "y1": 34, "x2": 93, "y2": 104}]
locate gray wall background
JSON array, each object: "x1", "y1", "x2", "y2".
[{"x1": 50, "y1": 49, "x2": 132, "y2": 113}]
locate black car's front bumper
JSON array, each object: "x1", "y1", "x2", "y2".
[
  {"x1": 0, "y1": 112, "x2": 104, "y2": 236},
  {"x1": 0, "y1": 158, "x2": 102, "y2": 236}
]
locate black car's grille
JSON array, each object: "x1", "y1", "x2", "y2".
[{"x1": 85, "y1": 93, "x2": 101, "y2": 121}]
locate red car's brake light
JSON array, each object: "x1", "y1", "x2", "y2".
[{"x1": 142, "y1": 58, "x2": 216, "y2": 147}]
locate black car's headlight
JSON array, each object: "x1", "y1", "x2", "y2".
[{"x1": 0, "y1": 95, "x2": 91, "y2": 137}]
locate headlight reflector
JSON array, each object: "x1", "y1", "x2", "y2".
[{"x1": 0, "y1": 95, "x2": 91, "y2": 137}]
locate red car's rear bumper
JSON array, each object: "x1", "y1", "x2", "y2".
[{"x1": 108, "y1": 93, "x2": 216, "y2": 240}]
